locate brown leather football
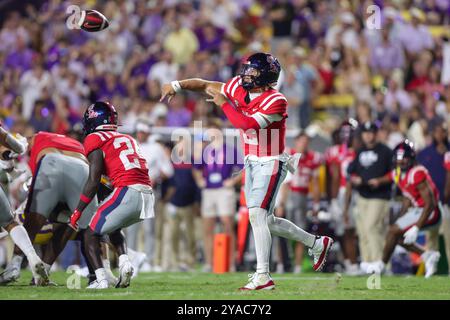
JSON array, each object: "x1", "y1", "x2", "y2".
[{"x1": 79, "y1": 9, "x2": 109, "y2": 32}]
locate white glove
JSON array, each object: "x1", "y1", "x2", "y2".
[
  {"x1": 0, "y1": 160, "x2": 14, "y2": 171},
  {"x1": 403, "y1": 225, "x2": 419, "y2": 244}
]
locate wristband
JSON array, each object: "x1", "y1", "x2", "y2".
[
  {"x1": 171, "y1": 80, "x2": 182, "y2": 93},
  {"x1": 79, "y1": 194, "x2": 92, "y2": 204}
]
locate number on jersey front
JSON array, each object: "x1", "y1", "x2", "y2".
[{"x1": 113, "y1": 136, "x2": 146, "y2": 170}]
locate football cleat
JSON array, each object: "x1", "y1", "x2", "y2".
[
  {"x1": 30, "y1": 277, "x2": 58, "y2": 286},
  {"x1": 239, "y1": 273, "x2": 275, "y2": 291},
  {"x1": 422, "y1": 251, "x2": 440, "y2": 279},
  {"x1": 116, "y1": 261, "x2": 134, "y2": 288},
  {"x1": 87, "y1": 279, "x2": 109, "y2": 289},
  {"x1": 366, "y1": 261, "x2": 385, "y2": 275},
  {"x1": 0, "y1": 264, "x2": 20, "y2": 285},
  {"x1": 309, "y1": 236, "x2": 334, "y2": 271},
  {"x1": 32, "y1": 262, "x2": 50, "y2": 286}
]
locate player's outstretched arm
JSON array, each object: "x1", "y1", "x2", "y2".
[
  {"x1": 69, "y1": 149, "x2": 104, "y2": 230},
  {"x1": 160, "y1": 78, "x2": 224, "y2": 103}
]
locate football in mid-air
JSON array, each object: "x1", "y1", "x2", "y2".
[{"x1": 78, "y1": 9, "x2": 109, "y2": 32}]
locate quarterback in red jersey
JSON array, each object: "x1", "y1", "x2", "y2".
[
  {"x1": 369, "y1": 140, "x2": 441, "y2": 277},
  {"x1": 69, "y1": 101, "x2": 154, "y2": 289},
  {"x1": 161, "y1": 52, "x2": 333, "y2": 290}
]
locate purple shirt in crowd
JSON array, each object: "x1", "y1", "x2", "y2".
[
  {"x1": 5, "y1": 48, "x2": 34, "y2": 72},
  {"x1": 166, "y1": 108, "x2": 192, "y2": 127},
  {"x1": 194, "y1": 144, "x2": 243, "y2": 189}
]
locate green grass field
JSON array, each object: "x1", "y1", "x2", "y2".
[{"x1": 1, "y1": 271, "x2": 450, "y2": 300}]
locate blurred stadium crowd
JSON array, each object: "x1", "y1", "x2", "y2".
[{"x1": 0, "y1": 0, "x2": 450, "y2": 276}]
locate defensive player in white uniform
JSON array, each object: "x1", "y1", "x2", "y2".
[{"x1": 161, "y1": 52, "x2": 333, "y2": 290}]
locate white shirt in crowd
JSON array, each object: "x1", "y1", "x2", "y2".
[{"x1": 139, "y1": 137, "x2": 174, "y2": 183}]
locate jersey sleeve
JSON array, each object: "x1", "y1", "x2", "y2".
[
  {"x1": 221, "y1": 76, "x2": 241, "y2": 101},
  {"x1": 444, "y1": 152, "x2": 450, "y2": 171},
  {"x1": 259, "y1": 93, "x2": 288, "y2": 117},
  {"x1": 411, "y1": 167, "x2": 428, "y2": 185},
  {"x1": 83, "y1": 133, "x2": 106, "y2": 156}
]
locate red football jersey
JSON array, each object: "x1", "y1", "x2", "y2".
[
  {"x1": 325, "y1": 144, "x2": 355, "y2": 188},
  {"x1": 391, "y1": 165, "x2": 439, "y2": 207},
  {"x1": 84, "y1": 131, "x2": 151, "y2": 188},
  {"x1": 221, "y1": 76, "x2": 288, "y2": 157},
  {"x1": 444, "y1": 151, "x2": 450, "y2": 171},
  {"x1": 290, "y1": 149, "x2": 323, "y2": 194},
  {"x1": 29, "y1": 131, "x2": 86, "y2": 175}
]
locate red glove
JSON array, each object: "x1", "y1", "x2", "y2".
[{"x1": 69, "y1": 209, "x2": 82, "y2": 231}]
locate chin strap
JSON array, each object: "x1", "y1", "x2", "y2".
[{"x1": 95, "y1": 124, "x2": 118, "y2": 131}]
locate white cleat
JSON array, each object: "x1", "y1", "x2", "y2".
[
  {"x1": 308, "y1": 236, "x2": 334, "y2": 271},
  {"x1": 422, "y1": 251, "x2": 440, "y2": 279},
  {"x1": 239, "y1": 272, "x2": 275, "y2": 291},
  {"x1": 0, "y1": 264, "x2": 20, "y2": 285},
  {"x1": 116, "y1": 261, "x2": 134, "y2": 288},
  {"x1": 366, "y1": 261, "x2": 385, "y2": 275},
  {"x1": 87, "y1": 279, "x2": 109, "y2": 289}
]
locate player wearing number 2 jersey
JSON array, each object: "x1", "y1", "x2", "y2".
[
  {"x1": 161, "y1": 52, "x2": 333, "y2": 290},
  {"x1": 69, "y1": 101, "x2": 155, "y2": 289}
]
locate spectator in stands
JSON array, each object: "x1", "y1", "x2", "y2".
[
  {"x1": 147, "y1": 50, "x2": 178, "y2": 87},
  {"x1": 369, "y1": 27, "x2": 405, "y2": 77},
  {"x1": 292, "y1": 47, "x2": 323, "y2": 129},
  {"x1": 399, "y1": 8, "x2": 434, "y2": 58},
  {"x1": 163, "y1": 19, "x2": 199, "y2": 65},
  {"x1": 166, "y1": 95, "x2": 192, "y2": 127}
]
